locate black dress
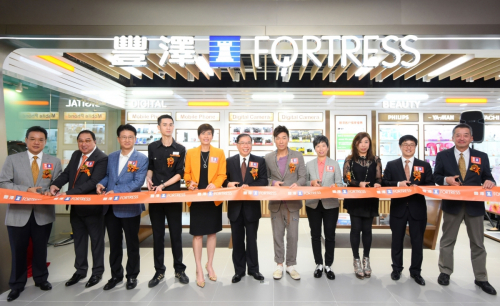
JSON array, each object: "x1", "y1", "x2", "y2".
[
  {"x1": 189, "y1": 151, "x2": 223, "y2": 236},
  {"x1": 342, "y1": 156, "x2": 382, "y2": 218}
]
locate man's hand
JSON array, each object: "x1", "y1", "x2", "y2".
[
  {"x1": 241, "y1": 184, "x2": 249, "y2": 187},
  {"x1": 96, "y1": 184, "x2": 105, "y2": 195},
  {"x1": 206, "y1": 183, "x2": 216, "y2": 190},
  {"x1": 154, "y1": 184, "x2": 164, "y2": 194},
  {"x1": 105, "y1": 190, "x2": 115, "y2": 195},
  {"x1": 483, "y1": 180, "x2": 496, "y2": 189},
  {"x1": 289, "y1": 183, "x2": 297, "y2": 189},
  {"x1": 445, "y1": 175, "x2": 461, "y2": 186},
  {"x1": 273, "y1": 181, "x2": 284, "y2": 187},
  {"x1": 146, "y1": 177, "x2": 154, "y2": 191},
  {"x1": 310, "y1": 180, "x2": 321, "y2": 187},
  {"x1": 227, "y1": 182, "x2": 240, "y2": 188},
  {"x1": 27, "y1": 187, "x2": 42, "y2": 193},
  {"x1": 374, "y1": 183, "x2": 381, "y2": 188},
  {"x1": 57, "y1": 192, "x2": 66, "y2": 196},
  {"x1": 49, "y1": 185, "x2": 60, "y2": 196},
  {"x1": 398, "y1": 180, "x2": 411, "y2": 187}
]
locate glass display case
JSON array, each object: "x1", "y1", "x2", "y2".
[
  {"x1": 175, "y1": 129, "x2": 220, "y2": 149},
  {"x1": 288, "y1": 129, "x2": 323, "y2": 156},
  {"x1": 474, "y1": 125, "x2": 500, "y2": 168},
  {"x1": 379, "y1": 124, "x2": 419, "y2": 171},
  {"x1": 129, "y1": 123, "x2": 161, "y2": 145},
  {"x1": 424, "y1": 124, "x2": 455, "y2": 169},
  {"x1": 64, "y1": 123, "x2": 105, "y2": 145},
  {"x1": 229, "y1": 123, "x2": 274, "y2": 146}
]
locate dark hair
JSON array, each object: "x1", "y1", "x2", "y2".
[
  {"x1": 399, "y1": 135, "x2": 418, "y2": 146},
  {"x1": 197, "y1": 123, "x2": 214, "y2": 136},
  {"x1": 347, "y1": 132, "x2": 375, "y2": 161},
  {"x1": 313, "y1": 135, "x2": 329, "y2": 148},
  {"x1": 453, "y1": 123, "x2": 473, "y2": 136},
  {"x1": 157, "y1": 114, "x2": 174, "y2": 125},
  {"x1": 236, "y1": 133, "x2": 252, "y2": 143},
  {"x1": 117, "y1": 124, "x2": 137, "y2": 137},
  {"x1": 77, "y1": 130, "x2": 96, "y2": 141},
  {"x1": 273, "y1": 125, "x2": 289, "y2": 138},
  {"x1": 25, "y1": 126, "x2": 47, "y2": 139}
]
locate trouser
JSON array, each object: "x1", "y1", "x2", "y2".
[
  {"x1": 306, "y1": 202, "x2": 339, "y2": 267},
  {"x1": 439, "y1": 204, "x2": 488, "y2": 281},
  {"x1": 270, "y1": 204, "x2": 299, "y2": 266},
  {"x1": 390, "y1": 207, "x2": 426, "y2": 275},
  {"x1": 70, "y1": 209, "x2": 105, "y2": 276},
  {"x1": 105, "y1": 206, "x2": 141, "y2": 279},
  {"x1": 350, "y1": 215, "x2": 373, "y2": 259},
  {"x1": 230, "y1": 208, "x2": 260, "y2": 275},
  {"x1": 149, "y1": 202, "x2": 186, "y2": 274},
  {"x1": 7, "y1": 211, "x2": 52, "y2": 290}
]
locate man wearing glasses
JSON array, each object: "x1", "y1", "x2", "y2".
[
  {"x1": 382, "y1": 135, "x2": 433, "y2": 286},
  {"x1": 223, "y1": 133, "x2": 268, "y2": 283}
]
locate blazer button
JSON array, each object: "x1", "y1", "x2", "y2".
[{"x1": 115, "y1": 183, "x2": 118, "y2": 185}]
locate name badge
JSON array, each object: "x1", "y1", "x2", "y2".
[
  {"x1": 173, "y1": 151, "x2": 179, "y2": 155},
  {"x1": 42, "y1": 163, "x2": 53, "y2": 170},
  {"x1": 85, "y1": 161, "x2": 95, "y2": 167},
  {"x1": 471, "y1": 156, "x2": 481, "y2": 164},
  {"x1": 291, "y1": 158, "x2": 299, "y2": 164},
  {"x1": 414, "y1": 166, "x2": 424, "y2": 173},
  {"x1": 210, "y1": 157, "x2": 218, "y2": 163},
  {"x1": 128, "y1": 160, "x2": 137, "y2": 166},
  {"x1": 249, "y1": 161, "x2": 259, "y2": 168},
  {"x1": 326, "y1": 165, "x2": 335, "y2": 172}
]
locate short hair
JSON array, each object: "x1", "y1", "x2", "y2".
[
  {"x1": 399, "y1": 135, "x2": 418, "y2": 146},
  {"x1": 236, "y1": 133, "x2": 252, "y2": 143},
  {"x1": 313, "y1": 135, "x2": 329, "y2": 148},
  {"x1": 77, "y1": 130, "x2": 96, "y2": 141},
  {"x1": 452, "y1": 123, "x2": 473, "y2": 136},
  {"x1": 25, "y1": 126, "x2": 47, "y2": 139},
  {"x1": 117, "y1": 124, "x2": 137, "y2": 137},
  {"x1": 157, "y1": 114, "x2": 174, "y2": 125},
  {"x1": 197, "y1": 123, "x2": 214, "y2": 136},
  {"x1": 273, "y1": 125, "x2": 289, "y2": 138}
]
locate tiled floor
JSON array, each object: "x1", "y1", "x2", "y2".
[{"x1": 1, "y1": 218, "x2": 500, "y2": 306}]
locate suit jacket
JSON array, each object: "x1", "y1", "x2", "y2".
[
  {"x1": 305, "y1": 157, "x2": 343, "y2": 209},
  {"x1": 98, "y1": 150, "x2": 147, "y2": 218},
  {"x1": 222, "y1": 154, "x2": 268, "y2": 222},
  {"x1": 382, "y1": 157, "x2": 434, "y2": 220},
  {"x1": 264, "y1": 148, "x2": 306, "y2": 212},
  {"x1": 184, "y1": 145, "x2": 227, "y2": 206},
  {"x1": 434, "y1": 147, "x2": 494, "y2": 217},
  {"x1": 0, "y1": 151, "x2": 62, "y2": 226},
  {"x1": 51, "y1": 147, "x2": 108, "y2": 217}
]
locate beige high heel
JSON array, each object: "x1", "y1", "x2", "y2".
[
  {"x1": 205, "y1": 263, "x2": 217, "y2": 282},
  {"x1": 196, "y1": 270, "x2": 205, "y2": 288}
]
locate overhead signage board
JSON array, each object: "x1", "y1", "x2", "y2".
[
  {"x1": 64, "y1": 112, "x2": 107, "y2": 121},
  {"x1": 175, "y1": 112, "x2": 220, "y2": 121},
  {"x1": 278, "y1": 112, "x2": 323, "y2": 122},
  {"x1": 209, "y1": 36, "x2": 241, "y2": 68},
  {"x1": 19, "y1": 112, "x2": 60, "y2": 120},
  {"x1": 127, "y1": 112, "x2": 171, "y2": 121},
  {"x1": 229, "y1": 112, "x2": 274, "y2": 122},
  {"x1": 382, "y1": 101, "x2": 420, "y2": 109},
  {"x1": 378, "y1": 113, "x2": 419, "y2": 122},
  {"x1": 484, "y1": 113, "x2": 500, "y2": 122},
  {"x1": 423, "y1": 113, "x2": 460, "y2": 122}
]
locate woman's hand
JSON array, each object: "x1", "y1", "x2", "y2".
[
  {"x1": 289, "y1": 183, "x2": 297, "y2": 189},
  {"x1": 359, "y1": 182, "x2": 369, "y2": 188},
  {"x1": 188, "y1": 181, "x2": 198, "y2": 191},
  {"x1": 206, "y1": 183, "x2": 216, "y2": 190},
  {"x1": 374, "y1": 183, "x2": 381, "y2": 188},
  {"x1": 310, "y1": 180, "x2": 321, "y2": 187}
]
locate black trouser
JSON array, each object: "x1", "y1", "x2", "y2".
[
  {"x1": 306, "y1": 202, "x2": 339, "y2": 267},
  {"x1": 105, "y1": 206, "x2": 141, "y2": 279},
  {"x1": 230, "y1": 208, "x2": 260, "y2": 275},
  {"x1": 149, "y1": 202, "x2": 185, "y2": 274},
  {"x1": 7, "y1": 211, "x2": 52, "y2": 290},
  {"x1": 70, "y1": 209, "x2": 105, "y2": 276},
  {"x1": 350, "y1": 215, "x2": 373, "y2": 259},
  {"x1": 390, "y1": 207, "x2": 426, "y2": 275}
]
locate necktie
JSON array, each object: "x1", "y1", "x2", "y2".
[
  {"x1": 459, "y1": 153, "x2": 466, "y2": 180},
  {"x1": 73, "y1": 155, "x2": 88, "y2": 187},
  {"x1": 404, "y1": 160, "x2": 410, "y2": 181},
  {"x1": 241, "y1": 158, "x2": 247, "y2": 181},
  {"x1": 32, "y1": 156, "x2": 39, "y2": 185}
]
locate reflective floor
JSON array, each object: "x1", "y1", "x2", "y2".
[{"x1": 1, "y1": 218, "x2": 500, "y2": 306}]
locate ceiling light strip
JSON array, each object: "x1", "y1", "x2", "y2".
[
  {"x1": 13, "y1": 101, "x2": 50, "y2": 106},
  {"x1": 188, "y1": 101, "x2": 229, "y2": 106},
  {"x1": 445, "y1": 98, "x2": 487, "y2": 103},
  {"x1": 322, "y1": 91, "x2": 365, "y2": 96},
  {"x1": 38, "y1": 55, "x2": 75, "y2": 72}
]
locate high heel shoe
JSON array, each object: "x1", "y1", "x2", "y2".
[
  {"x1": 353, "y1": 258, "x2": 364, "y2": 280},
  {"x1": 363, "y1": 257, "x2": 372, "y2": 278},
  {"x1": 196, "y1": 270, "x2": 205, "y2": 288},
  {"x1": 205, "y1": 263, "x2": 217, "y2": 282}
]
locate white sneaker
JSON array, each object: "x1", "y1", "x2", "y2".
[
  {"x1": 273, "y1": 265, "x2": 283, "y2": 280},
  {"x1": 286, "y1": 265, "x2": 301, "y2": 280}
]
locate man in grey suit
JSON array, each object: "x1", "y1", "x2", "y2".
[
  {"x1": 264, "y1": 125, "x2": 306, "y2": 281},
  {"x1": 0, "y1": 126, "x2": 62, "y2": 302}
]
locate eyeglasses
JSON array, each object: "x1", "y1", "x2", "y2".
[
  {"x1": 119, "y1": 136, "x2": 135, "y2": 140},
  {"x1": 237, "y1": 142, "x2": 252, "y2": 145},
  {"x1": 401, "y1": 144, "x2": 416, "y2": 148}
]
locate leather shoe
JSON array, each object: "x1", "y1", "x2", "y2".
[
  {"x1": 85, "y1": 275, "x2": 102, "y2": 288},
  {"x1": 325, "y1": 270, "x2": 335, "y2": 280},
  {"x1": 232, "y1": 273, "x2": 244, "y2": 283},
  {"x1": 175, "y1": 271, "x2": 189, "y2": 284},
  {"x1": 437, "y1": 273, "x2": 450, "y2": 286},
  {"x1": 391, "y1": 271, "x2": 401, "y2": 281},
  {"x1": 148, "y1": 272, "x2": 164, "y2": 288},
  {"x1": 66, "y1": 273, "x2": 85, "y2": 287},
  {"x1": 7, "y1": 289, "x2": 23, "y2": 302},
  {"x1": 35, "y1": 281, "x2": 52, "y2": 291},
  {"x1": 126, "y1": 278, "x2": 138, "y2": 290},
  {"x1": 314, "y1": 268, "x2": 323, "y2": 278},
  {"x1": 103, "y1": 277, "x2": 123, "y2": 290},
  {"x1": 248, "y1": 271, "x2": 264, "y2": 281},
  {"x1": 411, "y1": 274, "x2": 426, "y2": 286},
  {"x1": 475, "y1": 280, "x2": 497, "y2": 295}
]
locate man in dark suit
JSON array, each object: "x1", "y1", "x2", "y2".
[
  {"x1": 434, "y1": 123, "x2": 496, "y2": 295},
  {"x1": 223, "y1": 133, "x2": 268, "y2": 283},
  {"x1": 49, "y1": 130, "x2": 108, "y2": 288},
  {"x1": 382, "y1": 135, "x2": 433, "y2": 286}
]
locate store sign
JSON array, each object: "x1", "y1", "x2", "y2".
[
  {"x1": 378, "y1": 113, "x2": 419, "y2": 122},
  {"x1": 176, "y1": 112, "x2": 220, "y2": 121},
  {"x1": 127, "y1": 112, "x2": 171, "y2": 121},
  {"x1": 382, "y1": 101, "x2": 420, "y2": 109},
  {"x1": 484, "y1": 113, "x2": 500, "y2": 122},
  {"x1": 229, "y1": 112, "x2": 274, "y2": 122},
  {"x1": 130, "y1": 100, "x2": 169, "y2": 109},
  {"x1": 423, "y1": 113, "x2": 460, "y2": 122},
  {"x1": 278, "y1": 112, "x2": 323, "y2": 122},
  {"x1": 64, "y1": 112, "x2": 107, "y2": 121},
  {"x1": 19, "y1": 112, "x2": 59, "y2": 120},
  {"x1": 65, "y1": 99, "x2": 100, "y2": 108},
  {"x1": 209, "y1": 36, "x2": 240, "y2": 68}
]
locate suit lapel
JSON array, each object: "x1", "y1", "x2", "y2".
[
  {"x1": 272, "y1": 150, "x2": 284, "y2": 181},
  {"x1": 464, "y1": 148, "x2": 475, "y2": 181},
  {"x1": 117, "y1": 150, "x2": 136, "y2": 179},
  {"x1": 36, "y1": 154, "x2": 50, "y2": 185},
  {"x1": 72, "y1": 150, "x2": 84, "y2": 186},
  {"x1": 245, "y1": 154, "x2": 257, "y2": 184},
  {"x1": 22, "y1": 152, "x2": 35, "y2": 186},
  {"x1": 193, "y1": 145, "x2": 202, "y2": 183},
  {"x1": 208, "y1": 146, "x2": 217, "y2": 182},
  {"x1": 397, "y1": 157, "x2": 407, "y2": 182}
]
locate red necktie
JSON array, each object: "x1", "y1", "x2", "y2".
[{"x1": 73, "y1": 155, "x2": 88, "y2": 188}]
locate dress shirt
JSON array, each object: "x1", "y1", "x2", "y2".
[
  {"x1": 239, "y1": 154, "x2": 250, "y2": 168},
  {"x1": 27, "y1": 151, "x2": 43, "y2": 169},
  {"x1": 118, "y1": 149, "x2": 134, "y2": 175},
  {"x1": 398, "y1": 156, "x2": 415, "y2": 187},
  {"x1": 443, "y1": 147, "x2": 470, "y2": 185},
  {"x1": 77, "y1": 146, "x2": 97, "y2": 172},
  {"x1": 317, "y1": 158, "x2": 325, "y2": 182},
  {"x1": 147, "y1": 139, "x2": 186, "y2": 191}
]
